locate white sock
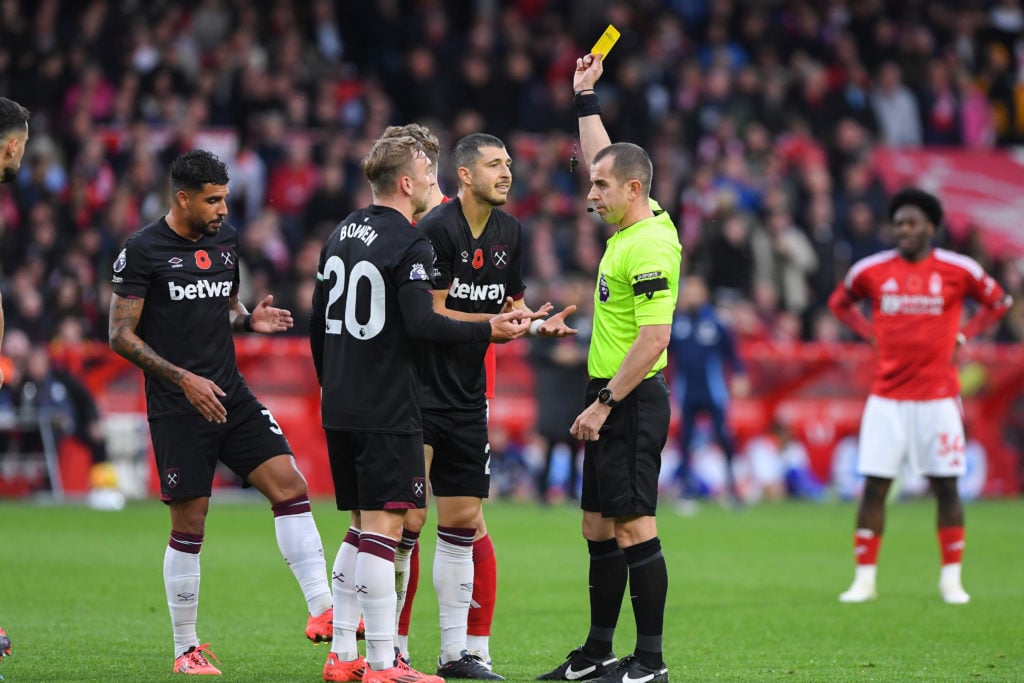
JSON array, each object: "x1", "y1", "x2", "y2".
[
  {"x1": 434, "y1": 529, "x2": 474, "y2": 664},
  {"x1": 274, "y1": 504, "x2": 332, "y2": 615},
  {"x1": 394, "y1": 545, "x2": 412, "y2": 630},
  {"x1": 356, "y1": 533, "x2": 399, "y2": 671},
  {"x1": 466, "y1": 635, "x2": 490, "y2": 663},
  {"x1": 396, "y1": 633, "x2": 409, "y2": 656},
  {"x1": 940, "y1": 563, "x2": 963, "y2": 586},
  {"x1": 164, "y1": 537, "x2": 202, "y2": 658},
  {"x1": 330, "y1": 528, "x2": 362, "y2": 661},
  {"x1": 853, "y1": 564, "x2": 877, "y2": 584}
]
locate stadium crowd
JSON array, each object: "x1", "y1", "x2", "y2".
[{"x1": 1, "y1": 0, "x2": 1023, "y2": 358}]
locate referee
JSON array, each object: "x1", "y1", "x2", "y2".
[{"x1": 537, "y1": 53, "x2": 681, "y2": 683}]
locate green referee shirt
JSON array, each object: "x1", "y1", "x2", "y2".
[{"x1": 588, "y1": 203, "x2": 682, "y2": 380}]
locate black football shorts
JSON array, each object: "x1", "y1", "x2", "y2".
[
  {"x1": 150, "y1": 397, "x2": 292, "y2": 502},
  {"x1": 422, "y1": 407, "x2": 491, "y2": 498},
  {"x1": 581, "y1": 373, "x2": 670, "y2": 518},
  {"x1": 325, "y1": 429, "x2": 428, "y2": 511}
]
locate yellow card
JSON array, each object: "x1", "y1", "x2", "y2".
[{"x1": 591, "y1": 24, "x2": 620, "y2": 59}]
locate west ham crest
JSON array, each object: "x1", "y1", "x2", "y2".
[{"x1": 491, "y1": 245, "x2": 509, "y2": 269}]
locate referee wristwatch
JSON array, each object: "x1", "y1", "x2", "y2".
[{"x1": 597, "y1": 387, "x2": 619, "y2": 408}]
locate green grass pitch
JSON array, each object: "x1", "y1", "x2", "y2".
[{"x1": 1, "y1": 497, "x2": 1022, "y2": 681}]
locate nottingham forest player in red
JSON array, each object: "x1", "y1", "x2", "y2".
[{"x1": 829, "y1": 187, "x2": 1011, "y2": 604}]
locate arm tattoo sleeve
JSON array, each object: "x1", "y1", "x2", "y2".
[{"x1": 108, "y1": 295, "x2": 186, "y2": 386}]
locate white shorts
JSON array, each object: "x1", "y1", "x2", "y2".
[{"x1": 857, "y1": 395, "x2": 966, "y2": 479}]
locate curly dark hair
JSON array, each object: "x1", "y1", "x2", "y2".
[
  {"x1": 169, "y1": 149, "x2": 229, "y2": 193},
  {"x1": 888, "y1": 187, "x2": 943, "y2": 228}
]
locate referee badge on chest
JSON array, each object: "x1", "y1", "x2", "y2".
[{"x1": 598, "y1": 273, "x2": 610, "y2": 302}]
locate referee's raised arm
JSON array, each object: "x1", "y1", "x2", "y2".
[{"x1": 572, "y1": 53, "x2": 611, "y2": 168}]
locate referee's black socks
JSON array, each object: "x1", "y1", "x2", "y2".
[
  {"x1": 624, "y1": 536, "x2": 667, "y2": 668},
  {"x1": 584, "y1": 538, "x2": 626, "y2": 658}
]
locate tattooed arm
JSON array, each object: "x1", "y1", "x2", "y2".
[{"x1": 109, "y1": 293, "x2": 228, "y2": 422}]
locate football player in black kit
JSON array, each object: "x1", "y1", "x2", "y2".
[
  {"x1": 309, "y1": 134, "x2": 528, "y2": 683},
  {"x1": 414, "y1": 133, "x2": 576, "y2": 680},
  {"x1": 108, "y1": 150, "x2": 334, "y2": 676}
]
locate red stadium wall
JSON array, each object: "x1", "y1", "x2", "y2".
[{"x1": 75, "y1": 338, "x2": 1023, "y2": 497}]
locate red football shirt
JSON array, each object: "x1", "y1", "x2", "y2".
[{"x1": 838, "y1": 248, "x2": 1007, "y2": 400}]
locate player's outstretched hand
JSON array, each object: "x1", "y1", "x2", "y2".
[
  {"x1": 574, "y1": 52, "x2": 604, "y2": 93},
  {"x1": 180, "y1": 371, "x2": 228, "y2": 423},
  {"x1": 488, "y1": 310, "x2": 530, "y2": 343},
  {"x1": 251, "y1": 294, "x2": 294, "y2": 333},
  {"x1": 535, "y1": 304, "x2": 578, "y2": 337},
  {"x1": 526, "y1": 301, "x2": 555, "y2": 320}
]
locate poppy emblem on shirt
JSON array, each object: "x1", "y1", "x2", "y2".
[
  {"x1": 491, "y1": 245, "x2": 509, "y2": 269},
  {"x1": 472, "y1": 248, "x2": 485, "y2": 269},
  {"x1": 195, "y1": 250, "x2": 212, "y2": 270}
]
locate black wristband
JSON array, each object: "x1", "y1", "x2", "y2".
[
  {"x1": 574, "y1": 91, "x2": 601, "y2": 118},
  {"x1": 242, "y1": 314, "x2": 253, "y2": 332}
]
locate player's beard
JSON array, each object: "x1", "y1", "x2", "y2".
[
  {"x1": 475, "y1": 181, "x2": 509, "y2": 207},
  {"x1": 0, "y1": 162, "x2": 16, "y2": 184},
  {"x1": 190, "y1": 214, "x2": 223, "y2": 237}
]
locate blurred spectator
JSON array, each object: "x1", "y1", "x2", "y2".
[
  {"x1": 752, "y1": 209, "x2": 818, "y2": 316},
  {"x1": 919, "y1": 60, "x2": 963, "y2": 146},
  {"x1": 302, "y1": 161, "x2": 352, "y2": 239},
  {"x1": 669, "y1": 274, "x2": 748, "y2": 507},
  {"x1": 0, "y1": 331, "x2": 119, "y2": 506},
  {"x1": 835, "y1": 200, "x2": 889, "y2": 278},
  {"x1": 529, "y1": 277, "x2": 591, "y2": 504},
  {"x1": 701, "y1": 209, "x2": 757, "y2": 302},
  {"x1": 265, "y1": 137, "x2": 318, "y2": 249},
  {"x1": 743, "y1": 419, "x2": 826, "y2": 503},
  {"x1": 871, "y1": 61, "x2": 923, "y2": 147}
]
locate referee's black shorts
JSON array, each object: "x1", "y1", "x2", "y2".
[{"x1": 581, "y1": 373, "x2": 670, "y2": 518}]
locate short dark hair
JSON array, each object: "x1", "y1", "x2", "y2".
[
  {"x1": 0, "y1": 97, "x2": 30, "y2": 138},
  {"x1": 170, "y1": 149, "x2": 229, "y2": 193},
  {"x1": 593, "y1": 142, "x2": 652, "y2": 194},
  {"x1": 451, "y1": 133, "x2": 506, "y2": 171},
  {"x1": 888, "y1": 187, "x2": 942, "y2": 227}
]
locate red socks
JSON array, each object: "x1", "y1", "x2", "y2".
[
  {"x1": 397, "y1": 541, "x2": 419, "y2": 637},
  {"x1": 938, "y1": 526, "x2": 965, "y2": 565},
  {"x1": 468, "y1": 534, "x2": 497, "y2": 637},
  {"x1": 853, "y1": 529, "x2": 880, "y2": 565}
]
